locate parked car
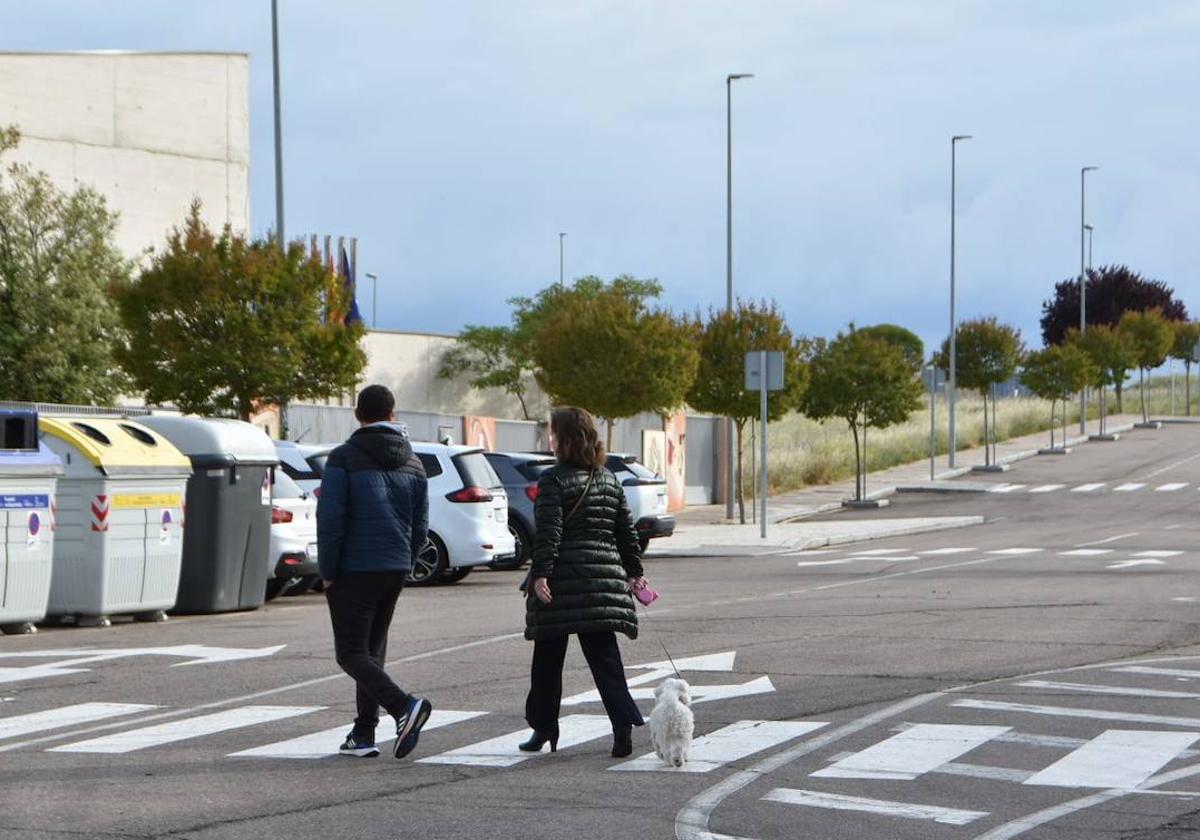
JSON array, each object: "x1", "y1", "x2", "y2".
[
  {"x1": 484, "y1": 452, "x2": 558, "y2": 571},
  {"x1": 265, "y1": 469, "x2": 319, "y2": 600},
  {"x1": 274, "y1": 440, "x2": 325, "y2": 496},
  {"x1": 605, "y1": 453, "x2": 675, "y2": 552},
  {"x1": 408, "y1": 443, "x2": 517, "y2": 587}
]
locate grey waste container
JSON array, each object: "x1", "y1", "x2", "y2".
[
  {"x1": 139, "y1": 416, "x2": 278, "y2": 613},
  {"x1": 0, "y1": 411, "x2": 63, "y2": 635}
]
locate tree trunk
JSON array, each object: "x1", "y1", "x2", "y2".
[
  {"x1": 850, "y1": 421, "x2": 862, "y2": 502},
  {"x1": 982, "y1": 390, "x2": 990, "y2": 466},
  {"x1": 515, "y1": 388, "x2": 530, "y2": 422},
  {"x1": 1140, "y1": 367, "x2": 1148, "y2": 423},
  {"x1": 992, "y1": 385, "x2": 999, "y2": 463},
  {"x1": 1116, "y1": 381, "x2": 1124, "y2": 413},
  {"x1": 1187, "y1": 361, "x2": 1192, "y2": 417},
  {"x1": 735, "y1": 420, "x2": 746, "y2": 524},
  {"x1": 862, "y1": 421, "x2": 868, "y2": 499},
  {"x1": 606, "y1": 418, "x2": 614, "y2": 451},
  {"x1": 1049, "y1": 400, "x2": 1055, "y2": 449}
]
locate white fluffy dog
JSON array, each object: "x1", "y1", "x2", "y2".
[{"x1": 649, "y1": 677, "x2": 694, "y2": 767}]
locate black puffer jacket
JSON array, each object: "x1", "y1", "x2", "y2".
[{"x1": 525, "y1": 464, "x2": 644, "y2": 641}]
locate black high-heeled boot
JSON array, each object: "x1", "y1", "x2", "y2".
[
  {"x1": 518, "y1": 729, "x2": 559, "y2": 753},
  {"x1": 612, "y1": 723, "x2": 633, "y2": 758}
]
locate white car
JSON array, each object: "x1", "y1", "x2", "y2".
[
  {"x1": 605, "y1": 454, "x2": 675, "y2": 552},
  {"x1": 265, "y1": 469, "x2": 319, "y2": 600},
  {"x1": 274, "y1": 441, "x2": 325, "y2": 497},
  {"x1": 409, "y1": 442, "x2": 517, "y2": 586}
]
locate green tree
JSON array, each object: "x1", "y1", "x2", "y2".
[
  {"x1": 1119, "y1": 308, "x2": 1174, "y2": 423},
  {"x1": 800, "y1": 329, "x2": 922, "y2": 502},
  {"x1": 687, "y1": 300, "x2": 810, "y2": 522},
  {"x1": 0, "y1": 125, "x2": 131, "y2": 404},
  {"x1": 1020, "y1": 345, "x2": 1096, "y2": 449},
  {"x1": 111, "y1": 202, "x2": 366, "y2": 422},
  {"x1": 532, "y1": 277, "x2": 697, "y2": 449},
  {"x1": 937, "y1": 317, "x2": 1024, "y2": 466},
  {"x1": 857, "y1": 323, "x2": 925, "y2": 374},
  {"x1": 1169, "y1": 321, "x2": 1200, "y2": 417},
  {"x1": 1067, "y1": 325, "x2": 1133, "y2": 436}
]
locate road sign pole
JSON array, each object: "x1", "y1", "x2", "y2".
[
  {"x1": 760, "y1": 350, "x2": 768, "y2": 539},
  {"x1": 929, "y1": 365, "x2": 936, "y2": 481}
]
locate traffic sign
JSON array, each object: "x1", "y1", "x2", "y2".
[{"x1": 745, "y1": 351, "x2": 785, "y2": 391}]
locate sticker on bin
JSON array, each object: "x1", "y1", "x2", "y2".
[
  {"x1": 160, "y1": 510, "x2": 173, "y2": 545},
  {"x1": 305, "y1": 543, "x2": 319, "y2": 561},
  {"x1": 261, "y1": 473, "x2": 271, "y2": 506},
  {"x1": 0, "y1": 494, "x2": 49, "y2": 509},
  {"x1": 27, "y1": 511, "x2": 42, "y2": 549},
  {"x1": 91, "y1": 495, "x2": 110, "y2": 532},
  {"x1": 113, "y1": 493, "x2": 183, "y2": 510}
]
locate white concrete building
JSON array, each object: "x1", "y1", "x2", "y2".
[{"x1": 0, "y1": 51, "x2": 249, "y2": 258}]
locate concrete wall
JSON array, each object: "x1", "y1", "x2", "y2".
[{"x1": 0, "y1": 52, "x2": 249, "y2": 258}]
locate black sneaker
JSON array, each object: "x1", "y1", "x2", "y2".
[
  {"x1": 393, "y1": 696, "x2": 433, "y2": 759},
  {"x1": 338, "y1": 730, "x2": 380, "y2": 758}
]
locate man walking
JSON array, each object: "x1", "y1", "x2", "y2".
[{"x1": 318, "y1": 384, "x2": 433, "y2": 759}]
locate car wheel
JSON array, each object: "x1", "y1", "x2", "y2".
[
  {"x1": 407, "y1": 534, "x2": 448, "y2": 587},
  {"x1": 490, "y1": 519, "x2": 530, "y2": 571},
  {"x1": 440, "y1": 565, "x2": 472, "y2": 584},
  {"x1": 284, "y1": 574, "x2": 318, "y2": 596},
  {"x1": 264, "y1": 577, "x2": 289, "y2": 601}
]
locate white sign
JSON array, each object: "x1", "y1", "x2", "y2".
[{"x1": 744, "y1": 351, "x2": 786, "y2": 391}]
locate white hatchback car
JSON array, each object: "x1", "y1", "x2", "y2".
[
  {"x1": 265, "y1": 469, "x2": 319, "y2": 600},
  {"x1": 409, "y1": 443, "x2": 517, "y2": 586}
]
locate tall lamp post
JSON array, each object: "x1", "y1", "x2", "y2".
[
  {"x1": 1085, "y1": 223, "x2": 1094, "y2": 272},
  {"x1": 271, "y1": 0, "x2": 285, "y2": 250},
  {"x1": 559, "y1": 232, "x2": 566, "y2": 285},
  {"x1": 365, "y1": 272, "x2": 378, "y2": 328},
  {"x1": 724, "y1": 72, "x2": 753, "y2": 519},
  {"x1": 948, "y1": 134, "x2": 972, "y2": 469},
  {"x1": 1080, "y1": 166, "x2": 1098, "y2": 434}
]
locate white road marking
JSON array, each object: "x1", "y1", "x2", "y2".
[
  {"x1": 1174, "y1": 597, "x2": 1200, "y2": 603},
  {"x1": 796, "y1": 559, "x2": 853, "y2": 568},
  {"x1": 987, "y1": 548, "x2": 1044, "y2": 555},
  {"x1": 1024, "y1": 729, "x2": 1200, "y2": 789},
  {"x1": 1017, "y1": 680, "x2": 1200, "y2": 699},
  {"x1": 228, "y1": 710, "x2": 487, "y2": 759},
  {"x1": 1058, "y1": 549, "x2": 1114, "y2": 556},
  {"x1": 1134, "y1": 550, "x2": 1183, "y2": 558},
  {"x1": 1114, "y1": 483, "x2": 1146, "y2": 492},
  {"x1": 1071, "y1": 483, "x2": 1106, "y2": 493},
  {"x1": 936, "y1": 761, "x2": 1035, "y2": 783},
  {"x1": 50, "y1": 706, "x2": 323, "y2": 754},
  {"x1": 990, "y1": 484, "x2": 1026, "y2": 493},
  {"x1": 1156, "y1": 483, "x2": 1188, "y2": 492},
  {"x1": 953, "y1": 699, "x2": 1200, "y2": 728},
  {"x1": 417, "y1": 714, "x2": 613, "y2": 767},
  {"x1": 811, "y1": 724, "x2": 1009, "y2": 781},
  {"x1": 566, "y1": 676, "x2": 775, "y2": 706},
  {"x1": 1029, "y1": 484, "x2": 1066, "y2": 493},
  {"x1": 762, "y1": 789, "x2": 988, "y2": 826},
  {"x1": 1137, "y1": 451, "x2": 1200, "y2": 481},
  {"x1": 1113, "y1": 665, "x2": 1200, "y2": 679},
  {"x1": 1108, "y1": 559, "x2": 1166, "y2": 569},
  {"x1": 918, "y1": 547, "x2": 976, "y2": 555},
  {"x1": 612, "y1": 720, "x2": 826, "y2": 773},
  {"x1": 0, "y1": 703, "x2": 156, "y2": 741},
  {"x1": 791, "y1": 550, "x2": 840, "y2": 556},
  {"x1": 880, "y1": 556, "x2": 921, "y2": 562},
  {"x1": 1075, "y1": 532, "x2": 1138, "y2": 547},
  {"x1": 846, "y1": 548, "x2": 911, "y2": 556}
]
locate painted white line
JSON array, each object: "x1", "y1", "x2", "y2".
[
  {"x1": 0, "y1": 703, "x2": 156, "y2": 741},
  {"x1": 990, "y1": 484, "x2": 1026, "y2": 494},
  {"x1": 1174, "y1": 597, "x2": 1200, "y2": 603},
  {"x1": 612, "y1": 720, "x2": 826, "y2": 774},
  {"x1": 228, "y1": 710, "x2": 487, "y2": 759},
  {"x1": 1058, "y1": 549, "x2": 1114, "y2": 557},
  {"x1": 937, "y1": 761, "x2": 1035, "y2": 783},
  {"x1": 1024, "y1": 729, "x2": 1200, "y2": 789},
  {"x1": 763, "y1": 789, "x2": 988, "y2": 826},
  {"x1": 791, "y1": 550, "x2": 840, "y2": 556},
  {"x1": 1071, "y1": 483, "x2": 1106, "y2": 493},
  {"x1": 812, "y1": 724, "x2": 1009, "y2": 781},
  {"x1": 417, "y1": 714, "x2": 612, "y2": 767},
  {"x1": 1029, "y1": 484, "x2": 1066, "y2": 494},
  {"x1": 1076, "y1": 532, "x2": 1138, "y2": 547},
  {"x1": 1134, "y1": 551, "x2": 1183, "y2": 558},
  {"x1": 796, "y1": 559, "x2": 853, "y2": 568},
  {"x1": 51, "y1": 705, "x2": 324, "y2": 754},
  {"x1": 953, "y1": 699, "x2": 1200, "y2": 728},
  {"x1": 1113, "y1": 483, "x2": 1146, "y2": 492},
  {"x1": 1017, "y1": 680, "x2": 1200, "y2": 699},
  {"x1": 1138, "y1": 451, "x2": 1200, "y2": 481},
  {"x1": 987, "y1": 548, "x2": 1044, "y2": 555},
  {"x1": 1108, "y1": 559, "x2": 1166, "y2": 569},
  {"x1": 918, "y1": 547, "x2": 976, "y2": 555},
  {"x1": 1156, "y1": 483, "x2": 1188, "y2": 492},
  {"x1": 1113, "y1": 665, "x2": 1200, "y2": 679},
  {"x1": 566, "y1": 676, "x2": 774, "y2": 707},
  {"x1": 846, "y1": 548, "x2": 911, "y2": 556},
  {"x1": 881, "y1": 556, "x2": 921, "y2": 562}
]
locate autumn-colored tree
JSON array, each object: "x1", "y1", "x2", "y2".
[
  {"x1": 1067, "y1": 325, "x2": 1133, "y2": 436},
  {"x1": 111, "y1": 202, "x2": 366, "y2": 422},
  {"x1": 800, "y1": 329, "x2": 922, "y2": 502},
  {"x1": 0, "y1": 125, "x2": 131, "y2": 404},
  {"x1": 1169, "y1": 321, "x2": 1200, "y2": 416},
  {"x1": 937, "y1": 317, "x2": 1024, "y2": 466},
  {"x1": 1040, "y1": 265, "x2": 1186, "y2": 346},
  {"x1": 687, "y1": 300, "x2": 809, "y2": 522},
  {"x1": 1020, "y1": 344, "x2": 1096, "y2": 448},
  {"x1": 1119, "y1": 308, "x2": 1175, "y2": 423}
]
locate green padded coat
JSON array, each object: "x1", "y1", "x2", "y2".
[{"x1": 524, "y1": 464, "x2": 645, "y2": 641}]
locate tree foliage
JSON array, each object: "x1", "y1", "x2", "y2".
[
  {"x1": 0, "y1": 125, "x2": 131, "y2": 404},
  {"x1": 1020, "y1": 344, "x2": 1096, "y2": 447},
  {"x1": 856, "y1": 323, "x2": 924, "y2": 374},
  {"x1": 1169, "y1": 321, "x2": 1200, "y2": 416},
  {"x1": 111, "y1": 202, "x2": 366, "y2": 421},
  {"x1": 799, "y1": 329, "x2": 922, "y2": 501},
  {"x1": 936, "y1": 317, "x2": 1024, "y2": 465},
  {"x1": 1066, "y1": 325, "x2": 1132, "y2": 435},
  {"x1": 1119, "y1": 308, "x2": 1175, "y2": 423},
  {"x1": 1040, "y1": 265, "x2": 1187, "y2": 346}
]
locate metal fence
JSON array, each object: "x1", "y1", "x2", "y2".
[{"x1": 0, "y1": 400, "x2": 151, "y2": 417}]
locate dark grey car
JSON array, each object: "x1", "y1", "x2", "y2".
[{"x1": 483, "y1": 451, "x2": 557, "y2": 571}]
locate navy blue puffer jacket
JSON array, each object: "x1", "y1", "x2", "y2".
[{"x1": 316, "y1": 425, "x2": 428, "y2": 580}]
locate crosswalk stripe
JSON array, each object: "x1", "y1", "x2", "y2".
[
  {"x1": 0, "y1": 703, "x2": 157, "y2": 741},
  {"x1": 953, "y1": 699, "x2": 1200, "y2": 728},
  {"x1": 918, "y1": 548, "x2": 976, "y2": 555},
  {"x1": 1071, "y1": 483, "x2": 1106, "y2": 493},
  {"x1": 227, "y1": 710, "x2": 487, "y2": 759},
  {"x1": 811, "y1": 724, "x2": 1009, "y2": 781},
  {"x1": 1024, "y1": 729, "x2": 1200, "y2": 789},
  {"x1": 1113, "y1": 665, "x2": 1200, "y2": 679},
  {"x1": 417, "y1": 714, "x2": 612, "y2": 767},
  {"x1": 987, "y1": 548, "x2": 1043, "y2": 555},
  {"x1": 1134, "y1": 551, "x2": 1184, "y2": 558},
  {"x1": 1029, "y1": 484, "x2": 1065, "y2": 493},
  {"x1": 846, "y1": 548, "x2": 910, "y2": 556},
  {"x1": 611, "y1": 720, "x2": 825, "y2": 773},
  {"x1": 1156, "y1": 483, "x2": 1188, "y2": 492},
  {"x1": 49, "y1": 705, "x2": 323, "y2": 754},
  {"x1": 762, "y1": 788, "x2": 988, "y2": 826},
  {"x1": 796, "y1": 559, "x2": 853, "y2": 568},
  {"x1": 1016, "y1": 680, "x2": 1200, "y2": 699},
  {"x1": 1114, "y1": 483, "x2": 1146, "y2": 491},
  {"x1": 1058, "y1": 549, "x2": 1113, "y2": 556},
  {"x1": 990, "y1": 484, "x2": 1026, "y2": 493}
]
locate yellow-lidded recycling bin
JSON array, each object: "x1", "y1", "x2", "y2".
[{"x1": 40, "y1": 417, "x2": 191, "y2": 626}]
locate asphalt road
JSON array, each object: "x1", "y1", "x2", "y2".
[{"x1": 3, "y1": 423, "x2": 1200, "y2": 840}]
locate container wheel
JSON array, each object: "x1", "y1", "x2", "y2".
[{"x1": 0, "y1": 622, "x2": 36, "y2": 636}]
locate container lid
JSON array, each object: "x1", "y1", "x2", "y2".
[
  {"x1": 0, "y1": 441, "x2": 64, "y2": 476},
  {"x1": 39, "y1": 417, "x2": 192, "y2": 476},
  {"x1": 138, "y1": 416, "x2": 279, "y2": 466}
]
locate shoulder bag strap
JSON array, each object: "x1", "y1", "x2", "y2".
[{"x1": 563, "y1": 469, "x2": 594, "y2": 522}]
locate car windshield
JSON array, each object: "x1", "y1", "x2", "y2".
[
  {"x1": 518, "y1": 459, "x2": 557, "y2": 481},
  {"x1": 272, "y1": 469, "x2": 308, "y2": 499},
  {"x1": 453, "y1": 451, "x2": 504, "y2": 490},
  {"x1": 306, "y1": 453, "x2": 328, "y2": 474},
  {"x1": 609, "y1": 456, "x2": 660, "y2": 479}
]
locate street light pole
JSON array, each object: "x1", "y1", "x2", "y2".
[
  {"x1": 559, "y1": 232, "x2": 566, "y2": 285},
  {"x1": 724, "y1": 72, "x2": 753, "y2": 520},
  {"x1": 271, "y1": 0, "x2": 285, "y2": 250},
  {"x1": 365, "y1": 272, "x2": 378, "y2": 328},
  {"x1": 948, "y1": 134, "x2": 972, "y2": 469},
  {"x1": 1085, "y1": 223, "x2": 1094, "y2": 272},
  {"x1": 1080, "y1": 166, "x2": 1098, "y2": 434}
]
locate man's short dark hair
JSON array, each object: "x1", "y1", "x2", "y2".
[{"x1": 355, "y1": 385, "x2": 395, "y2": 423}]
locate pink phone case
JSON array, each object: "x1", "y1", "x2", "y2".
[{"x1": 635, "y1": 587, "x2": 660, "y2": 606}]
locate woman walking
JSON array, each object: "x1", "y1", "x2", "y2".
[{"x1": 522, "y1": 407, "x2": 649, "y2": 758}]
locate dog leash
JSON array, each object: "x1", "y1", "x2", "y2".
[{"x1": 633, "y1": 591, "x2": 683, "y2": 680}]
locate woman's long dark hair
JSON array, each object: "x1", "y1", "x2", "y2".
[{"x1": 551, "y1": 407, "x2": 606, "y2": 470}]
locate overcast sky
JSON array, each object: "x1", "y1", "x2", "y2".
[{"x1": 9, "y1": 1, "x2": 1200, "y2": 353}]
